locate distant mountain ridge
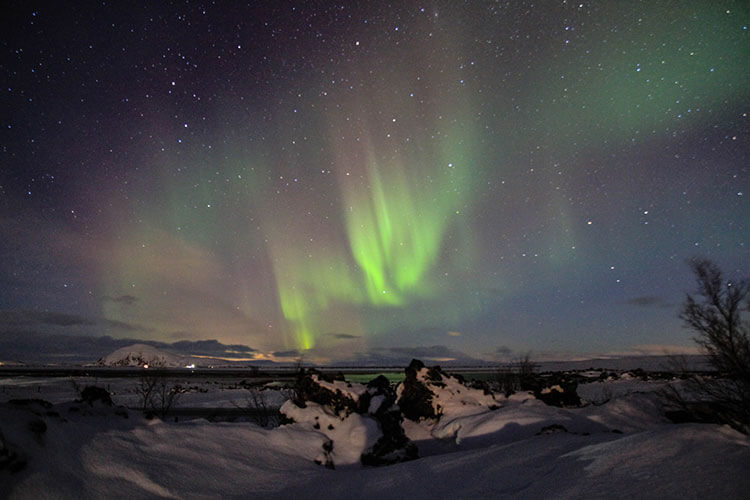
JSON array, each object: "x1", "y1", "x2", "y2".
[{"x1": 97, "y1": 343, "x2": 186, "y2": 367}]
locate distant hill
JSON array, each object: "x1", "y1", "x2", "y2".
[
  {"x1": 97, "y1": 343, "x2": 186, "y2": 367},
  {"x1": 536, "y1": 354, "x2": 710, "y2": 372}
]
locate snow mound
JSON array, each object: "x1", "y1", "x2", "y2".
[
  {"x1": 97, "y1": 344, "x2": 185, "y2": 367},
  {"x1": 427, "y1": 397, "x2": 610, "y2": 448},
  {"x1": 281, "y1": 399, "x2": 381, "y2": 467},
  {"x1": 280, "y1": 370, "x2": 416, "y2": 467}
]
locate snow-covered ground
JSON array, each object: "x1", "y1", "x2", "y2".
[
  {"x1": 2, "y1": 370, "x2": 749, "y2": 499},
  {"x1": 0, "y1": 376, "x2": 289, "y2": 410}
]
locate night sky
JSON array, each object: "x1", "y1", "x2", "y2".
[{"x1": 1, "y1": 1, "x2": 748, "y2": 364}]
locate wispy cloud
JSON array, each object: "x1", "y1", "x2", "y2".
[
  {"x1": 614, "y1": 344, "x2": 701, "y2": 356},
  {"x1": 0, "y1": 328, "x2": 261, "y2": 365},
  {"x1": 338, "y1": 345, "x2": 485, "y2": 366},
  {"x1": 328, "y1": 333, "x2": 361, "y2": 340},
  {"x1": 170, "y1": 339, "x2": 256, "y2": 355},
  {"x1": 0, "y1": 310, "x2": 93, "y2": 327},
  {"x1": 492, "y1": 345, "x2": 513, "y2": 358},
  {"x1": 272, "y1": 350, "x2": 301, "y2": 358},
  {"x1": 0, "y1": 310, "x2": 153, "y2": 335},
  {"x1": 103, "y1": 294, "x2": 138, "y2": 306}
]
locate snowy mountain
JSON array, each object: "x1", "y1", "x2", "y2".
[{"x1": 97, "y1": 343, "x2": 185, "y2": 367}]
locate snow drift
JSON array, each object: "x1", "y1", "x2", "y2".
[{"x1": 2, "y1": 359, "x2": 750, "y2": 498}]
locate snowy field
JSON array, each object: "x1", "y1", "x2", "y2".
[
  {"x1": 1, "y1": 367, "x2": 749, "y2": 499},
  {"x1": 0, "y1": 375, "x2": 291, "y2": 410}
]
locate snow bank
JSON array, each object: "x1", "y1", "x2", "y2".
[
  {"x1": 280, "y1": 400, "x2": 380, "y2": 466},
  {"x1": 3, "y1": 361, "x2": 750, "y2": 498},
  {"x1": 278, "y1": 424, "x2": 750, "y2": 499},
  {"x1": 1, "y1": 399, "x2": 330, "y2": 499},
  {"x1": 427, "y1": 398, "x2": 608, "y2": 446},
  {"x1": 577, "y1": 392, "x2": 670, "y2": 432}
]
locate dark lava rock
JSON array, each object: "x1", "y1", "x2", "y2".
[
  {"x1": 466, "y1": 378, "x2": 494, "y2": 396},
  {"x1": 361, "y1": 374, "x2": 417, "y2": 466},
  {"x1": 405, "y1": 358, "x2": 426, "y2": 377},
  {"x1": 27, "y1": 419, "x2": 47, "y2": 436},
  {"x1": 536, "y1": 423, "x2": 568, "y2": 435},
  {"x1": 361, "y1": 435, "x2": 417, "y2": 466},
  {"x1": 398, "y1": 359, "x2": 500, "y2": 420},
  {"x1": 314, "y1": 439, "x2": 335, "y2": 470},
  {"x1": 287, "y1": 368, "x2": 419, "y2": 467},
  {"x1": 366, "y1": 374, "x2": 392, "y2": 394},
  {"x1": 523, "y1": 372, "x2": 583, "y2": 407},
  {"x1": 79, "y1": 386, "x2": 114, "y2": 407},
  {"x1": 537, "y1": 386, "x2": 581, "y2": 407},
  {"x1": 291, "y1": 369, "x2": 366, "y2": 416},
  {"x1": 398, "y1": 359, "x2": 439, "y2": 421},
  {"x1": 365, "y1": 376, "x2": 396, "y2": 417},
  {"x1": 425, "y1": 366, "x2": 446, "y2": 387}
]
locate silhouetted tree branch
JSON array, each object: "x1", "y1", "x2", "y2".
[{"x1": 676, "y1": 258, "x2": 750, "y2": 433}]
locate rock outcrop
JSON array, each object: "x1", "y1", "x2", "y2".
[
  {"x1": 283, "y1": 360, "x2": 505, "y2": 467},
  {"x1": 398, "y1": 359, "x2": 500, "y2": 421},
  {"x1": 523, "y1": 372, "x2": 583, "y2": 407}
]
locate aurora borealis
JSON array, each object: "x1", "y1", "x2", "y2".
[{"x1": 1, "y1": 1, "x2": 748, "y2": 364}]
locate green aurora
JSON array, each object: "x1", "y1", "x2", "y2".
[{"x1": 69, "y1": 1, "x2": 747, "y2": 359}]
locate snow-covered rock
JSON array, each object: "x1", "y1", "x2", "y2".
[
  {"x1": 97, "y1": 344, "x2": 184, "y2": 368},
  {"x1": 281, "y1": 370, "x2": 416, "y2": 467},
  {"x1": 281, "y1": 399, "x2": 380, "y2": 467},
  {"x1": 524, "y1": 372, "x2": 584, "y2": 407},
  {"x1": 397, "y1": 359, "x2": 500, "y2": 422},
  {"x1": 290, "y1": 371, "x2": 367, "y2": 415}
]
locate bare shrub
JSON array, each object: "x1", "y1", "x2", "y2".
[
  {"x1": 494, "y1": 366, "x2": 518, "y2": 397},
  {"x1": 290, "y1": 356, "x2": 308, "y2": 404},
  {"x1": 135, "y1": 362, "x2": 184, "y2": 418},
  {"x1": 69, "y1": 378, "x2": 82, "y2": 399},
  {"x1": 495, "y1": 352, "x2": 535, "y2": 396},
  {"x1": 151, "y1": 381, "x2": 184, "y2": 419},
  {"x1": 234, "y1": 386, "x2": 277, "y2": 427},
  {"x1": 517, "y1": 352, "x2": 536, "y2": 389},
  {"x1": 135, "y1": 372, "x2": 159, "y2": 413}
]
